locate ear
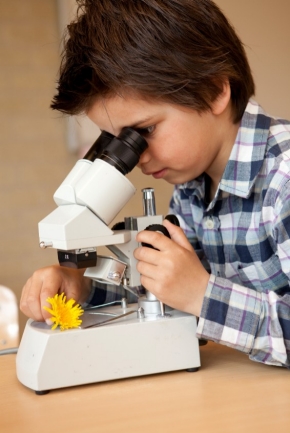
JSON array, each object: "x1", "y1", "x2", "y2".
[{"x1": 211, "y1": 80, "x2": 231, "y2": 116}]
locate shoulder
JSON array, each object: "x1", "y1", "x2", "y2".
[
  {"x1": 252, "y1": 103, "x2": 290, "y2": 195},
  {"x1": 264, "y1": 116, "x2": 290, "y2": 193}
]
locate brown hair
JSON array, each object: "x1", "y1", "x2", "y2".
[{"x1": 51, "y1": 0, "x2": 255, "y2": 123}]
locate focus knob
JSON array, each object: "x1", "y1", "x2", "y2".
[{"x1": 141, "y1": 224, "x2": 170, "y2": 249}]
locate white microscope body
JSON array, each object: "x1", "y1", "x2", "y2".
[{"x1": 16, "y1": 129, "x2": 201, "y2": 393}]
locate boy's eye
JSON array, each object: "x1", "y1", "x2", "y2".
[{"x1": 136, "y1": 125, "x2": 155, "y2": 136}]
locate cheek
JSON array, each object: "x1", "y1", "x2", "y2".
[
  {"x1": 151, "y1": 146, "x2": 172, "y2": 164},
  {"x1": 149, "y1": 133, "x2": 175, "y2": 162},
  {"x1": 153, "y1": 137, "x2": 191, "y2": 166}
]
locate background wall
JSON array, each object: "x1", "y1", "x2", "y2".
[
  {"x1": 216, "y1": 0, "x2": 290, "y2": 119},
  {"x1": 0, "y1": 0, "x2": 289, "y2": 338}
]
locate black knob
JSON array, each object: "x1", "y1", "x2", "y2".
[
  {"x1": 141, "y1": 224, "x2": 170, "y2": 249},
  {"x1": 164, "y1": 214, "x2": 180, "y2": 226}
]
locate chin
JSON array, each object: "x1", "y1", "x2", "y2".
[{"x1": 164, "y1": 177, "x2": 186, "y2": 185}]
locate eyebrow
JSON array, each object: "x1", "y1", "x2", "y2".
[{"x1": 127, "y1": 115, "x2": 155, "y2": 129}]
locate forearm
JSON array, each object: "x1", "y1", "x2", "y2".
[{"x1": 196, "y1": 274, "x2": 290, "y2": 367}]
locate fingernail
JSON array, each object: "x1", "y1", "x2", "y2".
[{"x1": 46, "y1": 319, "x2": 53, "y2": 326}]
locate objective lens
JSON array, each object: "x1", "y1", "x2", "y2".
[{"x1": 100, "y1": 127, "x2": 148, "y2": 175}]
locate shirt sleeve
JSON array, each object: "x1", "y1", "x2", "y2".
[
  {"x1": 196, "y1": 274, "x2": 290, "y2": 367},
  {"x1": 197, "y1": 179, "x2": 290, "y2": 368}
]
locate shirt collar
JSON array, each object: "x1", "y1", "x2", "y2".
[{"x1": 219, "y1": 99, "x2": 271, "y2": 198}]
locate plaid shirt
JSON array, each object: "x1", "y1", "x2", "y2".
[{"x1": 169, "y1": 99, "x2": 290, "y2": 367}]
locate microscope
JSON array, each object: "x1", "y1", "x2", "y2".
[{"x1": 16, "y1": 128, "x2": 201, "y2": 394}]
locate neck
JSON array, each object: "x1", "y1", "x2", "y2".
[{"x1": 207, "y1": 108, "x2": 240, "y2": 201}]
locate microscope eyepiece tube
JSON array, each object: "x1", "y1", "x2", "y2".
[
  {"x1": 83, "y1": 127, "x2": 148, "y2": 175},
  {"x1": 53, "y1": 130, "x2": 114, "y2": 206},
  {"x1": 100, "y1": 127, "x2": 148, "y2": 175},
  {"x1": 53, "y1": 127, "x2": 148, "y2": 223},
  {"x1": 75, "y1": 159, "x2": 136, "y2": 225},
  {"x1": 83, "y1": 130, "x2": 114, "y2": 162}
]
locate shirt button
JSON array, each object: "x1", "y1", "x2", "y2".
[{"x1": 205, "y1": 219, "x2": 214, "y2": 229}]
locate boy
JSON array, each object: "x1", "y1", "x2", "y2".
[{"x1": 21, "y1": 0, "x2": 290, "y2": 367}]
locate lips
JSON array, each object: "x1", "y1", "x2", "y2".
[{"x1": 143, "y1": 168, "x2": 167, "y2": 179}]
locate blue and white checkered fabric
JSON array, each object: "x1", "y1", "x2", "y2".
[{"x1": 169, "y1": 99, "x2": 290, "y2": 367}]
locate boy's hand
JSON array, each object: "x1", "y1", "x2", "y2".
[
  {"x1": 20, "y1": 265, "x2": 91, "y2": 323},
  {"x1": 134, "y1": 219, "x2": 210, "y2": 317}
]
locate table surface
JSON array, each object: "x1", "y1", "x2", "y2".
[{"x1": 1, "y1": 342, "x2": 289, "y2": 433}]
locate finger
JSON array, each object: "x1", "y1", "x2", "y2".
[
  {"x1": 60, "y1": 268, "x2": 85, "y2": 302},
  {"x1": 138, "y1": 272, "x2": 169, "y2": 303},
  {"x1": 136, "y1": 259, "x2": 158, "y2": 279},
  {"x1": 136, "y1": 229, "x2": 172, "y2": 252},
  {"x1": 21, "y1": 273, "x2": 46, "y2": 321},
  {"x1": 134, "y1": 244, "x2": 160, "y2": 265},
  {"x1": 22, "y1": 269, "x2": 61, "y2": 322},
  {"x1": 39, "y1": 278, "x2": 62, "y2": 323},
  {"x1": 163, "y1": 219, "x2": 194, "y2": 252},
  {"x1": 139, "y1": 274, "x2": 156, "y2": 295}
]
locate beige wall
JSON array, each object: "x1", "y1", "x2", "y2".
[
  {"x1": 216, "y1": 0, "x2": 290, "y2": 119},
  {"x1": 0, "y1": 1, "x2": 77, "y2": 337},
  {"x1": 0, "y1": 0, "x2": 289, "y2": 337}
]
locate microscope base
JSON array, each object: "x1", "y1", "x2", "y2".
[{"x1": 16, "y1": 305, "x2": 200, "y2": 393}]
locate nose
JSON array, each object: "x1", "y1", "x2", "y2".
[{"x1": 137, "y1": 148, "x2": 150, "y2": 168}]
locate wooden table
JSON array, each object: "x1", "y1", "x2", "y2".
[{"x1": 1, "y1": 342, "x2": 289, "y2": 433}]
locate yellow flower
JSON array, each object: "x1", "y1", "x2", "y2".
[{"x1": 43, "y1": 293, "x2": 84, "y2": 331}]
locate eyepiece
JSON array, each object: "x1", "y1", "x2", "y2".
[
  {"x1": 100, "y1": 127, "x2": 148, "y2": 175},
  {"x1": 83, "y1": 127, "x2": 148, "y2": 175}
]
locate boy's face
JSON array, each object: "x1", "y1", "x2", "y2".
[{"x1": 87, "y1": 91, "x2": 234, "y2": 185}]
